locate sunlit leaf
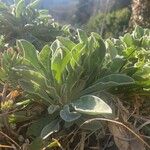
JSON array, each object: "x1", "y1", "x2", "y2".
[
  {"x1": 77, "y1": 29, "x2": 88, "y2": 43},
  {"x1": 27, "y1": 0, "x2": 41, "y2": 9},
  {"x1": 15, "y1": 0, "x2": 25, "y2": 18},
  {"x1": 17, "y1": 40, "x2": 40, "y2": 69},
  {"x1": 72, "y1": 95, "x2": 112, "y2": 115}
]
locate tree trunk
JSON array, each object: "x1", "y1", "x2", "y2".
[{"x1": 130, "y1": 0, "x2": 150, "y2": 28}]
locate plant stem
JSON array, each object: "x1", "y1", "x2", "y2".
[{"x1": 79, "y1": 132, "x2": 86, "y2": 150}]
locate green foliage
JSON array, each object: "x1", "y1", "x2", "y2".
[
  {"x1": 72, "y1": 95, "x2": 112, "y2": 115},
  {"x1": 60, "y1": 105, "x2": 81, "y2": 122},
  {"x1": 0, "y1": 0, "x2": 149, "y2": 148},
  {"x1": 0, "y1": 28, "x2": 136, "y2": 142},
  {"x1": 86, "y1": 8, "x2": 131, "y2": 38},
  {"x1": 111, "y1": 0, "x2": 130, "y2": 11},
  {"x1": 41, "y1": 119, "x2": 60, "y2": 140},
  {"x1": 0, "y1": 0, "x2": 70, "y2": 50},
  {"x1": 106, "y1": 25, "x2": 150, "y2": 90},
  {"x1": 28, "y1": 138, "x2": 43, "y2": 150}
]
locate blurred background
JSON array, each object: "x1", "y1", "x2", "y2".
[{"x1": 1, "y1": 0, "x2": 150, "y2": 38}]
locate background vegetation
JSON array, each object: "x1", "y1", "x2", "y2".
[
  {"x1": 85, "y1": 8, "x2": 131, "y2": 38},
  {"x1": 0, "y1": 0, "x2": 150, "y2": 150}
]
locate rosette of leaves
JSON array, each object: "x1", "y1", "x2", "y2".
[
  {"x1": 0, "y1": 29, "x2": 135, "y2": 140},
  {"x1": 0, "y1": 0, "x2": 70, "y2": 51},
  {"x1": 105, "y1": 25, "x2": 150, "y2": 90}
]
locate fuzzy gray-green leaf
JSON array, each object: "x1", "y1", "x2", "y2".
[
  {"x1": 41, "y1": 119, "x2": 60, "y2": 139},
  {"x1": 17, "y1": 40, "x2": 40, "y2": 69},
  {"x1": 60, "y1": 105, "x2": 81, "y2": 122},
  {"x1": 72, "y1": 95, "x2": 112, "y2": 115}
]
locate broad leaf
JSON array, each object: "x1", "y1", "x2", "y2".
[
  {"x1": 108, "y1": 57, "x2": 126, "y2": 72},
  {"x1": 13, "y1": 67, "x2": 60, "y2": 102},
  {"x1": 99, "y1": 74, "x2": 134, "y2": 83},
  {"x1": 133, "y1": 25, "x2": 144, "y2": 39},
  {"x1": 15, "y1": 0, "x2": 25, "y2": 18},
  {"x1": 60, "y1": 105, "x2": 81, "y2": 122},
  {"x1": 82, "y1": 74, "x2": 134, "y2": 94},
  {"x1": 38, "y1": 45, "x2": 51, "y2": 73},
  {"x1": 57, "y1": 37, "x2": 76, "y2": 50},
  {"x1": 51, "y1": 40, "x2": 59, "y2": 54},
  {"x1": 17, "y1": 40, "x2": 40, "y2": 69},
  {"x1": 27, "y1": 0, "x2": 41, "y2": 9},
  {"x1": 72, "y1": 95, "x2": 112, "y2": 115},
  {"x1": 70, "y1": 43, "x2": 86, "y2": 68},
  {"x1": 12, "y1": 67, "x2": 47, "y2": 88},
  {"x1": 106, "y1": 39, "x2": 118, "y2": 59},
  {"x1": 77, "y1": 29, "x2": 88, "y2": 43},
  {"x1": 122, "y1": 33, "x2": 134, "y2": 47},
  {"x1": 19, "y1": 79, "x2": 53, "y2": 103},
  {"x1": 87, "y1": 32, "x2": 106, "y2": 72},
  {"x1": 51, "y1": 46, "x2": 71, "y2": 83},
  {"x1": 48, "y1": 105, "x2": 60, "y2": 114},
  {"x1": 41, "y1": 119, "x2": 60, "y2": 139}
]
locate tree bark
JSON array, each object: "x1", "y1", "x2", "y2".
[{"x1": 130, "y1": 0, "x2": 150, "y2": 28}]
